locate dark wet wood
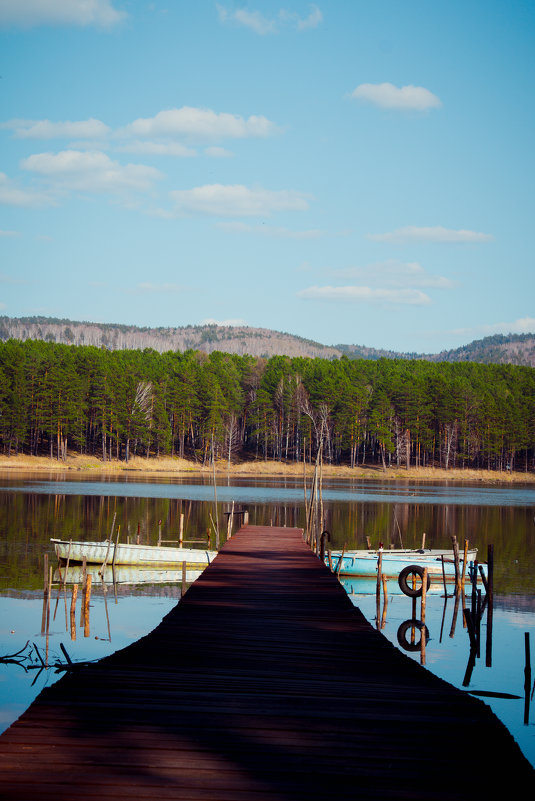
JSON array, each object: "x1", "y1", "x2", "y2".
[{"x1": 0, "y1": 526, "x2": 532, "y2": 798}]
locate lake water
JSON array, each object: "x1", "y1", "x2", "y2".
[{"x1": 0, "y1": 471, "x2": 534, "y2": 767}]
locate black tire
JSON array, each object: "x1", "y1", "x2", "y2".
[
  {"x1": 398, "y1": 564, "x2": 431, "y2": 597},
  {"x1": 397, "y1": 619, "x2": 430, "y2": 652}
]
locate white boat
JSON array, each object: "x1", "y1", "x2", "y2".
[
  {"x1": 327, "y1": 547, "x2": 485, "y2": 582},
  {"x1": 53, "y1": 564, "x2": 205, "y2": 586},
  {"x1": 51, "y1": 538, "x2": 218, "y2": 567}
]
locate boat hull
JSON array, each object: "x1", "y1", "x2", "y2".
[
  {"x1": 54, "y1": 564, "x2": 205, "y2": 585},
  {"x1": 327, "y1": 549, "x2": 485, "y2": 582},
  {"x1": 51, "y1": 539, "x2": 218, "y2": 567}
]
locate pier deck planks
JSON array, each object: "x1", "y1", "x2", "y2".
[{"x1": 0, "y1": 525, "x2": 532, "y2": 799}]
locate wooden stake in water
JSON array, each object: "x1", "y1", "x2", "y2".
[
  {"x1": 99, "y1": 512, "x2": 116, "y2": 576},
  {"x1": 525, "y1": 632, "x2": 532, "y2": 725},
  {"x1": 486, "y1": 544, "x2": 494, "y2": 667},
  {"x1": 83, "y1": 574, "x2": 92, "y2": 638},
  {"x1": 70, "y1": 585, "x2": 78, "y2": 641},
  {"x1": 381, "y1": 574, "x2": 388, "y2": 629},
  {"x1": 420, "y1": 568, "x2": 429, "y2": 664},
  {"x1": 451, "y1": 535, "x2": 461, "y2": 594},
  {"x1": 41, "y1": 553, "x2": 49, "y2": 635},
  {"x1": 376, "y1": 549, "x2": 383, "y2": 629},
  {"x1": 182, "y1": 561, "x2": 187, "y2": 598}
]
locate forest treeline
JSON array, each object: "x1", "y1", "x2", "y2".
[{"x1": 1, "y1": 339, "x2": 534, "y2": 472}]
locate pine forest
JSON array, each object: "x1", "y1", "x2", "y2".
[{"x1": 1, "y1": 339, "x2": 534, "y2": 473}]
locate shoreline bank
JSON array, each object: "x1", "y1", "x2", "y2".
[{"x1": 0, "y1": 453, "x2": 532, "y2": 485}]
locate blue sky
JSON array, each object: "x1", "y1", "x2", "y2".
[{"x1": 1, "y1": 0, "x2": 534, "y2": 353}]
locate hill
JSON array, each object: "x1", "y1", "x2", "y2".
[{"x1": 1, "y1": 315, "x2": 534, "y2": 366}]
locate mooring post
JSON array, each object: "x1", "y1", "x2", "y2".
[
  {"x1": 525, "y1": 632, "x2": 532, "y2": 725},
  {"x1": 421, "y1": 568, "x2": 428, "y2": 665},
  {"x1": 440, "y1": 554, "x2": 448, "y2": 598},
  {"x1": 381, "y1": 573, "x2": 388, "y2": 629},
  {"x1": 83, "y1": 574, "x2": 92, "y2": 638},
  {"x1": 70, "y1": 585, "x2": 78, "y2": 641},
  {"x1": 41, "y1": 553, "x2": 49, "y2": 635},
  {"x1": 486, "y1": 544, "x2": 494, "y2": 667},
  {"x1": 319, "y1": 530, "x2": 330, "y2": 562},
  {"x1": 182, "y1": 561, "x2": 187, "y2": 597},
  {"x1": 451, "y1": 535, "x2": 460, "y2": 594},
  {"x1": 375, "y1": 549, "x2": 383, "y2": 629},
  {"x1": 336, "y1": 544, "x2": 346, "y2": 578}
]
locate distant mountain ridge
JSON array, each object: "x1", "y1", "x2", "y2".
[{"x1": 1, "y1": 315, "x2": 534, "y2": 367}]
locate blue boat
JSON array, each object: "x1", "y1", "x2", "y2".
[{"x1": 327, "y1": 548, "x2": 486, "y2": 583}]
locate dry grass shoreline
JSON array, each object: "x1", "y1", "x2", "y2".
[{"x1": 0, "y1": 452, "x2": 532, "y2": 484}]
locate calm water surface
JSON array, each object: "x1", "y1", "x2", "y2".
[{"x1": 0, "y1": 472, "x2": 534, "y2": 766}]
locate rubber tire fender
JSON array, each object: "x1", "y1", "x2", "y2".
[
  {"x1": 397, "y1": 619, "x2": 430, "y2": 652},
  {"x1": 398, "y1": 564, "x2": 431, "y2": 597}
]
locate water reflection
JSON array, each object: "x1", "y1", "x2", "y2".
[
  {"x1": 2, "y1": 475, "x2": 535, "y2": 507},
  {"x1": 343, "y1": 573, "x2": 535, "y2": 766},
  {"x1": 0, "y1": 476, "x2": 534, "y2": 766}
]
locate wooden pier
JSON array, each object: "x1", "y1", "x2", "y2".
[{"x1": 0, "y1": 525, "x2": 532, "y2": 799}]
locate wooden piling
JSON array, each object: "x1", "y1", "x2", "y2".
[
  {"x1": 381, "y1": 573, "x2": 388, "y2": 629},
  {"x1": 375, "y1": 550, "x2": 383, "y2": 629},
  {"x1": 112, "y1": 524, "x2": 121, "y2": 570},
  {"x1": 41, "y1": 554, "x2": 49, "y2": 635},
  {"x1": 83, "y1": 574, "x2": 91, "y2": 638},
  {"x1": 486, "y1": 544, "x2": 494, "y2": 667},
  {"x1": 440, "y1": 554, "x2": 448, "y2": 598},
  {"x1": 421, "y1": 568, "x2": 428, "y2": 664},
  {"x1": 70, "y1": 585, "x2": 78, "y2": 641},
  {"x1": 451, "y1": 535, "x2": 460, "y2": 594},
  {"x1": 525, "y1": 632, "x2": 532, "y2": 725},
  {"x1": 181, "y1": 561, "x2": 187, "y2": 597}
]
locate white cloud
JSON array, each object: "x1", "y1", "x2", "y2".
[
  {"x1": 450, "y1": 317, "x2": 535, "y2": 338},
  {"x1": 201, "y1": 317, "x2": 248, "y2": 327},
  {"x1": 0, "y1": 0, "x2": 126, "y2": 28},
  {"x1": 217, "y1": 5, "x2": 277, "y2": 35},
  {"x1": 216, "y1": 4, "x2": 322, "y2": 34},
  {"x1": 122, "y1": 106, "x2": 278, "y2": 140},
  {"x1": 333, "y1": 260, "x2": 455, "y2": 289},
  {"x1": 0, "y1": 172, "x2": 52, "y2": 207},
  {"x1": 169, "y1": 184, "x2": 311, "y2": 217},
  {"x1": 1, "y1": 117, "x2": 110, "y2": 139},
  {"x1": 279, "y1": 4, "x2": 323, "y2": 31},
  {"x1": 217, "y1": 221, "x2": 323, "y2": 238},
  {"x1": 368, "y1": 226, "x2": 494, "y2": 244},
  {"x1": 21, "y1": 150, "x2": 163, "y2": 194},
  {"x1": 350, "y1": 82, "x2": 441, "y2": 111},
  {"x1": 298, "y1": 285, "x2": 431, "y2": 305},
  {"x1": 205, "y1": 146, "x2": 233, "y2": 158},
  {"x1": 0, "y1": 229, "x2": 20, "y2": 237},
  {"x1": 116, "y1": 140, "x2": 197, "y2": 157}
]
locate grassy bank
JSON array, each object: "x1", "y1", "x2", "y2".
[{"x1": 0, "y1": 453, "x2": 532, "y2": 484}]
